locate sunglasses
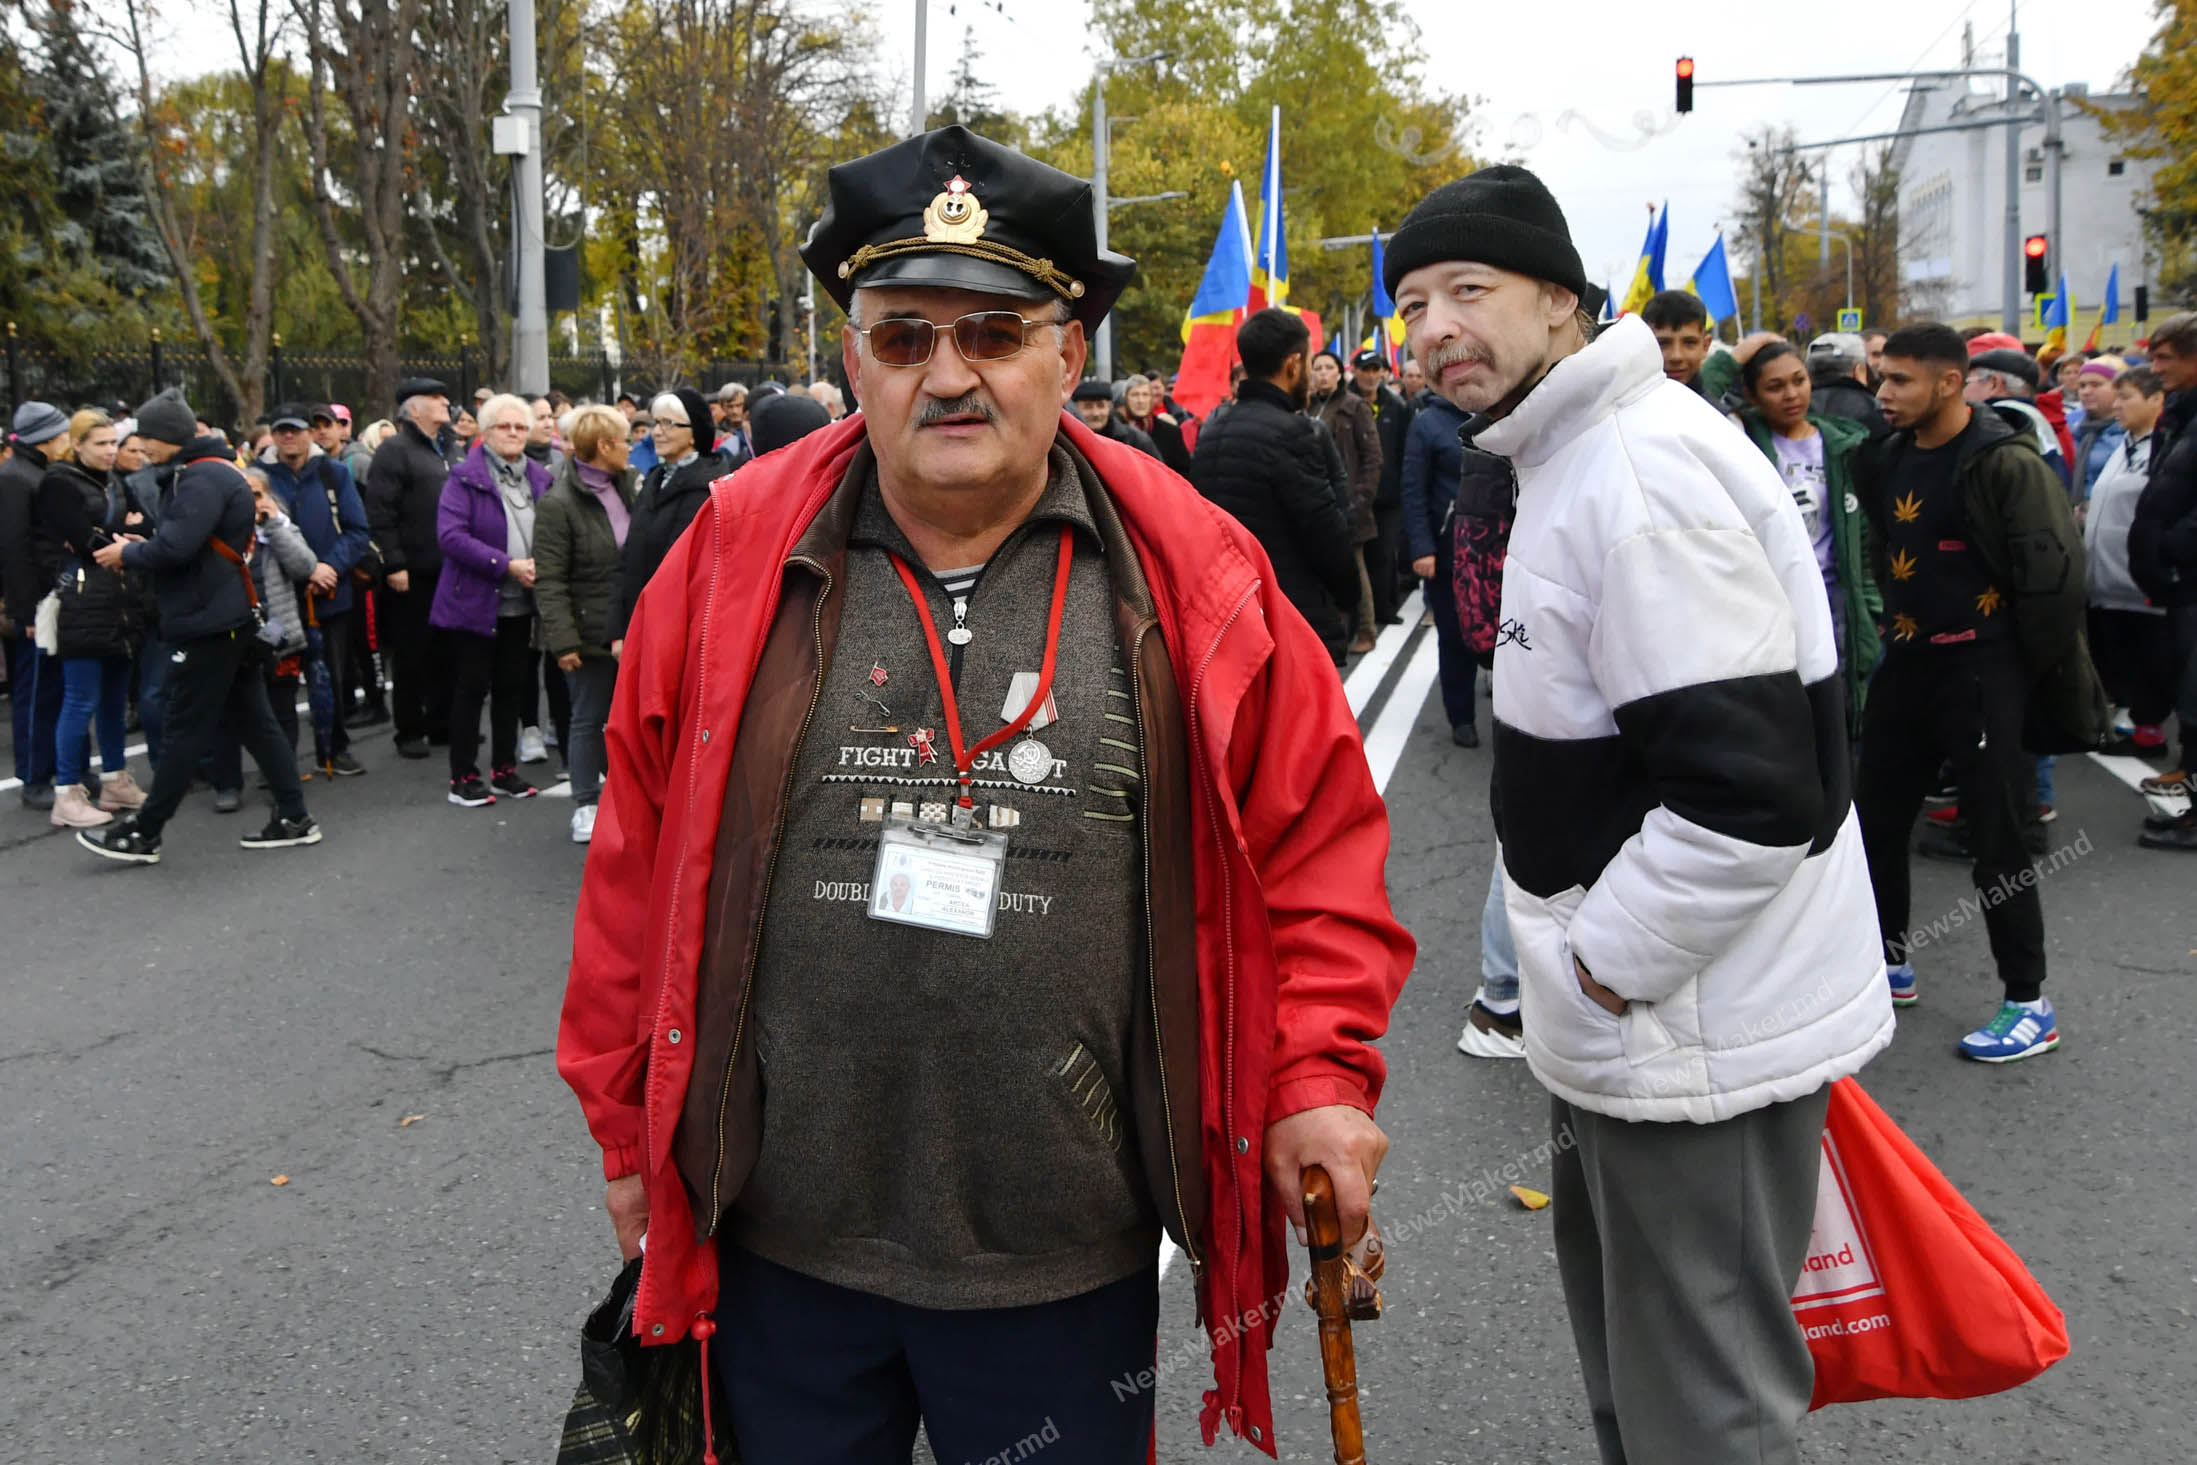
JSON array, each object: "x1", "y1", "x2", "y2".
[{"x1": 857, "y1": 310, "x2": 1052, "y2": 368}]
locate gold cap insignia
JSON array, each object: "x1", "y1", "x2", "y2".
[{"x1": 922, "y1": 175, "x2": 989, "y2": 245}]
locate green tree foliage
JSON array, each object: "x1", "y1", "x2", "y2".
[
  {"x1": 1, "y1": 0, "x2": 164, "y2": 349},
  {"x1": 2096, "y1": 0, "x2": 2197, "y2": 303},
  {"x1": 1053, "y1": 0, "x2": 1473, "y2": 371}
]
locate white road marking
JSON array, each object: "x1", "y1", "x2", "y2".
[
  {"x1": 1343, "y1": 618, "x2": 1416, "y2": 717},
  {"x1": 1159, "y1": 624, "x2": 1444, "y2": 1281}
]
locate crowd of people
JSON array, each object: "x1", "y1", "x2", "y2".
[
  {"x1": 4, "y1": 114, "x2": 2172, "y2": 1462},
  {"x1": 0, "y1": 375, "x2": 837, "y2": 860}
]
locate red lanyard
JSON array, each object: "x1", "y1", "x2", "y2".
[{"x1": 887, "y1": 523, "x2": 1074, "y2": 814}]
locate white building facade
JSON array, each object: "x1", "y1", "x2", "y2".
[{"x1": 1893, "y1": 78, "x2": 2159, "y2": 347}]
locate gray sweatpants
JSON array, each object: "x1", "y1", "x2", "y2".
[{"x1": 1550, "y1": 1087, "x2": 1829, "y2": 1465}]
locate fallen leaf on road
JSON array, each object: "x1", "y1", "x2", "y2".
[
  {"x1": 399, "y1": 1114, "x2": 425, "y2": 1127},
  {"x1": 1509, "y1": 1185, "x2": 1549, "y2": 1211},
  {"x1": 270, "y1": 1175, "x2": 290, "y2": 1186}
]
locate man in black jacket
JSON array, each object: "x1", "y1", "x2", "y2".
[
  {"x1": 367, "y1": 378, "x2": 457, "y2": 758},
  {"x1": 1351, "y1": 348, "x2": 1414, "y2": 626},
  {"x1": 1189, "y1": 308, "x2": 1359, "y2": 663},
  {"x1": 1069, "y1": 379, "x2": 1159, "y2": 457},
  {"x1": 1805, "y1": 333, "x2": 1889, "y2": 437},
  {"x1": 2127, "y1": 310, "x2": 2197, "y2": 839},
  {"x1": 79, "y1": 390, "x2": 320, "y2": 865}
]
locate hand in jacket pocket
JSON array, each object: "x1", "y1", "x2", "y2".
[{"x1": 1575, "y1": 955, "x2": 1627, "y2": 1016}]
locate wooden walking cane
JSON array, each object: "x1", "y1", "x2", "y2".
[{"x1": 1301, "y1": 1165, "x2": 1384, "y2": 1465}]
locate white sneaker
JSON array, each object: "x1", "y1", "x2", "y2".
[
  {"x1": 570, "y1": 803, "x2": 596, "y2": 844},
  {"x1": 518, "y1": 726, "x2": 549, "y2": 764},
  {"x1": 1456, "y1": 1000, "x2": 1526, "y2": 1060}
]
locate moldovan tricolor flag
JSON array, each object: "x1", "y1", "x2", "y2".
[
  {"x1": 1366, "y1": 228, "x2": 1405, "y2": 367},
  {"x1": 1248, "y1": 105, "x2": 1288, "y2": 311},
  {"x1": 1619, "y1": 203, "x2": 1668, "y2": 316},
  {"x1": 1175, "y1": 180, "x2": 1255, "y2": 421}
]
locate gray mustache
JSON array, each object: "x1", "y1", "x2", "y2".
[{"x1": 917, "y1": 394, "x2": 998, "y2": 427}]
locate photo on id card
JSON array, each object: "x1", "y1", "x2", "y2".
[{"x1": 869, "y1": 817, "x2": 1006, "y2": 939}]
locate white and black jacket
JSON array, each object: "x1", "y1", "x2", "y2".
[{"x1": 1480, "y1": 317, "x2": 1893, "y2": 1124}]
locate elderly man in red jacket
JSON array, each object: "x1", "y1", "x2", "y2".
[{"x1": 556, "y1": 125, "x2": 1414, "y2": 1461}]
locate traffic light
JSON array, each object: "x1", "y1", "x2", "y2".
[
  {"x1": 2136, "y1": 284, "x2": 2150, "y2": 321},
  {"x1": 2024, "y1": 234, "x2": 2049, "y2": 295},
  {"x1": 1676, "y1": 57, "x2": 1695, "y2": 114}
]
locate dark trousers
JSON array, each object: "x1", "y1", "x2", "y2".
[
  {"x1": 714, "y1": 1247, "x2": 1158, "y2": 1465},
  {"x1": 385, "y1": 571, "x2": 451, "y2": 743},
  {"x1": 7, "y1": 632, "x2": 61, "y2": 787},
  {"x1": 564, "y1": 654, "x2": 617, "y2": 805},
  {"x1": 448, "y1": 616, "x2": 535, "y2": 779},
  {"x1": 1552, "y1": 1090, "x2": 1828, "y2": 1465},
  {"x1": 2087, "y1": 606, "x2": 2175, "y2": 728},
  {"x1": 317, "y1": 609, "x2": 353, "y2": 755},
  {"x1": 1368, "y1": 504, "x2": 1403, "y2": 622},
  {"x1": 1424, "y1": 537, "x2": 1477, "y2": 731},
  {"x1": 136, "y1": 630, "x2": 306, "y2": 839},
  {"x1": 137, "y1": 637, "x2": 174, "y2": 767},
  {"x1": 1855, "y1": 644, "x2": 2045, "y2": 1001},
  {"x1": 522, "y1": 649, "x2": 571, "y2": 759},
  {"x1": 2172, "y1": 604, "x2": 2197, "y2": 769}
]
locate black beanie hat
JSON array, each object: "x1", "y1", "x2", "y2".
[{"x1": 1382, "y1": 164, "x2": 1587, "y2": 306}]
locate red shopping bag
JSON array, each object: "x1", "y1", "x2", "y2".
[{"x1": 1793, "y1": 1078, "x2": 2070, "y2": 1409}]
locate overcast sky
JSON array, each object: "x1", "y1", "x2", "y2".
[
  {"x1": 148, "y1": 0, "x2": 2162, "y2": 304},
  {"x1": 875, "y1": 0, "x2": 2164, "y2": 296}
]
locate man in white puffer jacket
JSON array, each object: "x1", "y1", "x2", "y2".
[{"x1": 1388, "y1": 165, "x2": 1894, "y2": 1464}]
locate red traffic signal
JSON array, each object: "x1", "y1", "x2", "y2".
[
  {"x1": 1676, "y1": 57, "x2": 1695, "y2": 113},
  {"x1": 2024, "y1": 234, "x2": 2049, "y2": 294},
  {"x1": 2023, "y1": 235, "x2": 2047, "y2": 258}
]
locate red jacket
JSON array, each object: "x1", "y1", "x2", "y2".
[
  {"x1": 2036, "y1": 389, "x2": 2078, "y2": 471},
  {"x1": 556, "y1": 414, "x2": 1414, "y2": 1454}
]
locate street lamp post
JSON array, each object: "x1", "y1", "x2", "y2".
[{"x1": 1090, "y1": 52, "x2": 1171, "y2": 382}]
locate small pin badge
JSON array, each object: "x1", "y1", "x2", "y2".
[
  {"x1": 870, "y1": 661, "x2": 889, "y2": 687},
  {"x1": 909, "y1": 728, "x2": 940, "y2": 764}
]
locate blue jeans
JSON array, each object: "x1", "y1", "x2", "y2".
[
  {"x1": 1482, "y1": 863, "x2": 1520, "y2": 1005},
  {"x1": 7, "y1": 635, "x2": 61, "y2": 788},
  {"x1": 2034, "y1": 755, "x2": 2055, "y2": 811},
  {"x1": 714, "y1": 1247, "x2": 1158, "y2": 1465},
  {"x1": 56, "y1": 655, "x2": 131, "y2": 785}
]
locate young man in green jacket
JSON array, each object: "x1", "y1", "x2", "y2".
[{"x1": 1850, "y1": 323, "x2": 2103, "y2": 1062}]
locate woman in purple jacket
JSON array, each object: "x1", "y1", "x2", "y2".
[{"x1": 430, "y1": 393, "x2": 551, "y2": 807}]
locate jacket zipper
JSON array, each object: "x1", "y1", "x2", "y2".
[
  {"x1": 1187, "y1": 579, "x2": 1257, "y2": 1377},
  {"x1": 1131, "y1": 618, "x2": 1202, "y2": 1278},
  {"x1": 642, "y1": 506, "x2": 725, "y2": 1228},
  {"x1": 705, "y1": 554, "x2": 834, "y2": 1231}
]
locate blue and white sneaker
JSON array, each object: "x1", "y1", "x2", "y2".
[
  {"x1": 1958, "y1": 999, "x2": 2059, "y2": 1063},
  {"x1": 1887, "y1": 963, "x2": 1918, "y2": 1007}
]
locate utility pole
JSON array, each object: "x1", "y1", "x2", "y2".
[
  {"x1": 1818, "y1": 155, "x2": 1832, "y2": 273},
  {"x1": 910, "y1": 0, "x2": 928, "y2": 135},
  {"x1": 1089, "y1": 52, "x2": 1170, "y2": 381},
  {"x1": 503, "y1": 0, "x2": 548, "y2": 394},
  {"x1": 1093, "y1": 79, "x2": 1109, "y2": 376},
  {"x1": 2003, "y1": 5, "x2": 2022, "y2": 334}
]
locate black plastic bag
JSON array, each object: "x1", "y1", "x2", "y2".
[{"x1": 558, "y1": 1257, "x2": 733, "y2": 1465}]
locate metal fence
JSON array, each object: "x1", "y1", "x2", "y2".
[{"x1": 2, "y1": 330, "x2": 799, "y2": 431}]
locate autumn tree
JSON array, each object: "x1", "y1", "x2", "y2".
[
  {"x1": 118, "y1": 0, "x2": 289, "y2": 423},
  {"x1": 291, "y1": 0, "x2": 427, "y2": 407},
  {"x1": 1730, "y1": 125, "x2": 1817, "y2": 333},
  {"x1": 2096, "y1": 0, "x2": 2197, "y2": 302},
  {"x1": 1064, "y1": 0, "x2": 1472, "y2": 371}
]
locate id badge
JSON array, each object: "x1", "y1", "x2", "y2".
[{"x1": 869, "y1": 816, "x2": 1007, "y2": 939}]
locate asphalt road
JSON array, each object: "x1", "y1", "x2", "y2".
[{"x1": 2, "y1": 624, "x2": 2192, "y2": 1463}]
